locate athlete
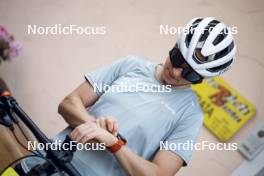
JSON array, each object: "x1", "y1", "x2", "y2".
[{"x1": 21, "y1": 17, "x2": 236, "y2": 176}]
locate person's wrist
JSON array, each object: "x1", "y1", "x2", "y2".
[
  {"x1": 106, "y1": 133, "x2": 127, "y2": 153},
  {"x1": 106, "y1": 135, "x2": 118, "y2": 147}
]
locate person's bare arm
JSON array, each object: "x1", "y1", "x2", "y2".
[
  {"x1": 58, "y1": 81, "x2": 99, "y2": 128},
  {"x1": 71, "y1": 121, "x2": 184, "y2": 176}
]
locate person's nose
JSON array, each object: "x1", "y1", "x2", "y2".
[{"x1": 172, "y1": 68, "x2": 183, "y2": 79}]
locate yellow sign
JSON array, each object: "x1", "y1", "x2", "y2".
[
  {"x1": 1, "y1": 167, "x2": 19, "y2": 176},
  {"x1": 192, "y1": 77, "x2": 256, "y2": 142}
]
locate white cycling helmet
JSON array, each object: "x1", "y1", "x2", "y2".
[{"x1": 177, "y1": 17, "x2": 236, "y2": 78}]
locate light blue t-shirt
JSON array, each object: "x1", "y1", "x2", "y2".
[{"x1": 23, "y1": 55, "x2": 203, "y2": 176}]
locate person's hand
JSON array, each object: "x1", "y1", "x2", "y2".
[
  {"x1": 69, "y1": 121, "x2": 118, "y2": 147},
  {"x1": 95, "y1": 117, "x2": 118, "y2": 136}
]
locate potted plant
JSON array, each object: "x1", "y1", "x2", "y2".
[{"x1": 0, "y1": 25, "x2": 22, "y2": 89}]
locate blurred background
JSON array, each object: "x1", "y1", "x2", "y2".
[{"x1": 0, "y1": 0, "x2": 263, "y2": 175}]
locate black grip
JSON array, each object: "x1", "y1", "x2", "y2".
[
  {"x1": 60, "y1": 135, "x2": 81, "y2": 175},
  {"x1": 63, "y1": 135, "x2": 77, "y2": 152}
]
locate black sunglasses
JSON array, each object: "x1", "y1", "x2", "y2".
[{"x1": 169, "y1": 45, "x2": 203, "y2": 84}]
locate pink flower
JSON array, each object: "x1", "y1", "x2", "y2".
[
  {"x1": 0, "y1": 25, "x2": 22, "y2": 61},
  {"x1": 8, "y1": 41, "x2": 22, "y2": 60}
]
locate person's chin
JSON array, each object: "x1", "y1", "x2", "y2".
[
  {"x1": 164, "y1": 76, "x2": 177, "y2": 86},
  {"x1": 162, "y1": 74, "x2": 173, "y2": 85}
]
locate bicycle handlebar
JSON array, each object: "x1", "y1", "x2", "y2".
[{"x1": 0, "y1": 87, "x2": 81, "y2": 176}]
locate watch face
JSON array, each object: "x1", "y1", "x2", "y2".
[{"x1": 117, "y1": 133, "x2": 127, "y2": 144}]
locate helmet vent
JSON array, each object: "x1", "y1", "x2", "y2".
[
  {"x1": 207, "y1": 20, "x2": 220, "y2": 28},
  {"x1": 213, "y1": 29, "x2": 228, "y2": 45},
  {"x1": 207, "y1": 59, "x2": 233, "y2": 72},
  {"x1": 185, "y1": 18, "x2": 203, "y2": 47},
  {"x1": 214, "y1": 41, "x2": 234, "y2": 60}
]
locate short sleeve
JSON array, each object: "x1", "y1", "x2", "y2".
[
  {"x1": 163, "y1": 112, "x2": 203, "y2": 166},
  {"x1": 84, "y1": 56, "x2": 139, "y2": 96}
]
